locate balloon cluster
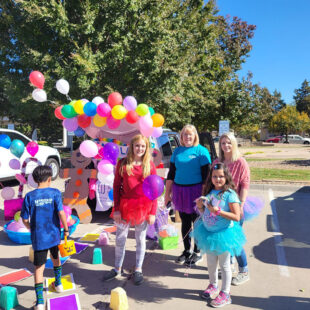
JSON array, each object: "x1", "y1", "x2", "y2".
[
  {"x1": 29, "y1": 71, "x2": 47, "y2": 102},
  {"x1": 6, "y1": 211, "x2": 30, "y2": 233},
  {"x1": 0, "y1": 134, "x2": 39, "y2": 159}
]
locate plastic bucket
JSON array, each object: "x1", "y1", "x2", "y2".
[{"x1": 58, "y1": 236, "x2": 76, "y2": 257}]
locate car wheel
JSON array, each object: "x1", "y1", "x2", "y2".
[
  {"x1": 46, "y1": 158, "x2": 60, "y2": 180},
  {"x1": 304, "y1": 141, "x2": 310, "y2": 145},
  {"x1": 283, "y1": 141, "x2": 289, "y2": 144}
]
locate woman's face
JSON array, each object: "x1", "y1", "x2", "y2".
[
  {"x1": 133, "y1": 139, "x2": 147, "y2": 159},
  {"x1": 183, "y1": 130, "x2": 195, "y2": 147},
  {"x1": 220, "y1": 137, "x2": 232, "y2": 155}
]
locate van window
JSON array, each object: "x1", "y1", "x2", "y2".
[
  {"x1": 0, "y1": 131, "x2": 30, "y2": 145},
  {"x1": 157, "y1": 135, "x2": 172, "y2": 156},
  {"x1": 168, "y1": 135, "x2": 178, "y2": 153}
]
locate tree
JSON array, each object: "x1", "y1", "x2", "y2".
[
  {"x1": 270, "y1": 106, "x2": 310, "y2": 140},
  {"x1": 294, "y1": 79, "x2": 310, "y2": 117}
]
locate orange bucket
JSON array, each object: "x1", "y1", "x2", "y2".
[{"x1": 58, "y1": 236, "x2": 76, "y2": 257}]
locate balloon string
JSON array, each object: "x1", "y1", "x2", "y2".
[
  {"x1": 66, "y1": 94, "x2": 72, "y2": 101},
  {"x1": 0, "y1": 182, "x2": 4, "y2": 189},
  {"x1": 48, "y1": 100, "x2": 59, "y2": 107}
]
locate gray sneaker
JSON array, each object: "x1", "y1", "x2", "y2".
[
  {"x1": 232, "y1": 272, "x2": 250, "y2": 286},
  {"x1": 102, "y1": 269, "x2": 121, "y2": 282}
]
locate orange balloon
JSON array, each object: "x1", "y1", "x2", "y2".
[{"x1": 151, "y1": 113, "x2": 164, "y2": 127}]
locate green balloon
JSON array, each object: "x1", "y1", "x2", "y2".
[
  {"x1": 69, "y1": 100, "x2": 77, "y2": 107},
  {"x1": 61, "y1": 105, "x2": 77, "y2": 118},
  {"x1": 149, "y1": 107, "x2": 155, "y2": 116},
  {"x1": 136, "y1": 104, "x2": 149, "y2": 116}
]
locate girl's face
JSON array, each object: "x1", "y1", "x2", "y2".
[
  {"x1": 183, "y1": 130, "x2": 195, "y2": 147},
  {"x1": 133, "y1": 139, "x2": 147, "y2": 159},
  {"x1": 212, "y1": 169, "x2": 226, "y2": 190},
  {"x1": 220, "y1": 137, "x2": 232, "y2": 155}
]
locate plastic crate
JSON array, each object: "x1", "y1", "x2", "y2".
[{"x1": 159, "y1": 235, "x2": 178, "y2": 250}]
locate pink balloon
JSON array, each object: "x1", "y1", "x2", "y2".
[
  {"x1": 63, "y1": 205, "x2": 72, "y2": 216},
  {"x1": 98, "y1": 160, "x2": 114, "y2": 175},
  {"x1": 152, "y1": 127, "x2": 163, "y2": 138},
  {"x1": 79, "y1": 140, "x2": 98, "y2": 158},
  {"x1": 15, "y1": 173, "x2": 27, "y2": 184},
  {"x1": 26, "y1": 141, "x2": 39, "y2": 157},
  {"x1": 1, "y1": 187, "x2": 15, "y2": 200},
  {"x1": 7, "y1": 221, "x2": 23, "y2": 232},
  {"x1": 9, "y1": 159, "x2": 20, "y2": 170},
  {"x1": 97, "y1": 103, "x2": 111, "y2": 117},
  {"x1": 27, "y1": 173, "x2": 38, "y2": 188},
  {"x1": 139, "y1": 115, "x2": 153, "y2": 130},
  {"x1": 63, "y1": 117, "x2": 78, "y2": 132},
  {"x1": 140, "y1": 126, "x2": 154, "y2": 137},
  {"x1": 107, "y1": 116, "x2": 121, "y2": 129}
]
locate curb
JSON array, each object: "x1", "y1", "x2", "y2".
[{"x1": 251, "y1": 183, "x2": 310, "y2": 193}]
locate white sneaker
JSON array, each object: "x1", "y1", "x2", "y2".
[
  {"x1": 34, "y1": 304, "x2": 45, "y2": 310},
  {"x1": 232, "y1": 272, "x2": 250, "y2": 286},
  {"x1": 52, "y1": 282, "x2": 64, "y2": 293}
]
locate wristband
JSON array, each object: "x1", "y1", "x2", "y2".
[
  {"x1": 215, "y1": 207, "x2": 221, "y2": 216},
  {"x1": 64, "y1": 230, "x2": 69, "y2": 232}
]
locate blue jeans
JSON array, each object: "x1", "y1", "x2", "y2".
[{"x1": 236, "y1": 219, "x2": 248, "y2": 273}]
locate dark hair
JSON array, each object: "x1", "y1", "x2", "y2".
[
  {"x1": 203, "y1": 162, "x2": 235, "y2": 195},
  {"x1": 32, "y1": 165, "x2": 52, "y2": 184}
]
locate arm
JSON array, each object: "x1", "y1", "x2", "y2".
[
  {"x1": 21, "y1": 195, "x2": 30, "y2": 230},
  {"x1": 207, "y1": 202, "x2": 240, "y2": 222},
  {"x1": 148, "y1": 161, "x2": 158, "y2": 225},
  {"x1": 22, "y1": 218, "x2": 30, "y2": 230},
  {"x1": 164, "y1": 162, "x2": 176, "y2": 205},
  {"x1": 239, "y1": 158, "x2": 250, "y2": 214},
  {"x1": 58, "y1": 210, "x2": 69, "y2": 237},
  {"x1": 112, "y1": 161, "x2": 123, "y2": 224}
]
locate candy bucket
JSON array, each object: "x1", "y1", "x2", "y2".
[{"x1": 58, "y1": 236, "x2": 76, "y2": 257}]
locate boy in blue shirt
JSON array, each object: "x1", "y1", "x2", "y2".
[{"x1": 21, "y1": 165, "x2": 69, "y2": 310}]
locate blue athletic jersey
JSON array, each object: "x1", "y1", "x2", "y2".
[
  {"x1": 21, "y1": 188, "x2": 63, "y2": 251},
  {"x1": 170, "y1": 144, "x2": 211, "y2": 185}
]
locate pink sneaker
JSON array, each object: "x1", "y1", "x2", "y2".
[
  {"x1": 200, "y1": 284, "x2": 218, "y2": 300},
  {"x1": 210, "y1": 291, "x2": 232, "y2": 308}
]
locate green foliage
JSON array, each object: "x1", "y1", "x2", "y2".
[{"x1": 294, "y1": 79, "x2": 310, "y2": 117}]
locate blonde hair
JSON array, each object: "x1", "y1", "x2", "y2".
[
  {"x1": 218, "y1": 132, "x2": 241, "y2": 162},
  {"x1": 180, "y1": 124, "x2": 199, "y2": 146},
  {"x1": 120, "y1": 134, "x2": 151, "y2": 178}
]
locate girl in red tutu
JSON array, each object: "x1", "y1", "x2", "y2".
[{"x1": 103, "y1": 134, "x2": 157, "y2": 285}]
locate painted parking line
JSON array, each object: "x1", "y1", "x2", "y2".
[{"x1": 268, "y1": 188, "x2": 290, "y2": 277}]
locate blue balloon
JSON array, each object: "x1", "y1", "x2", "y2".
[
  {"x1": 10, "y1": 139, "x2": 25, "y2": 158},
  {"x1": 108, "y1": 189, "x2": 114, "y2": 201},
  {"x1": 83, "y1": 102, "x2": 97, "y2": 116},
  {"x1": 74, "y1": 127, "x2": 85, "y2": 137},
  {"x1": 0, "y1": 134, "x2": 12, "y2": 149}
]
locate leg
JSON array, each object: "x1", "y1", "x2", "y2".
[
  {"x1": 235, "y1": 248, "x2": 248, "y2": 272},
  {"x1": 207, "y1": 253, "x2": 219, "y2": 287},
  {"x1": 191, "y1": 212, "x2": 200, "y2": 254},
  {"x1": 115, "y1": 223, "x2": 130, "y2": 271},
  {"x1": 50, "y1": 246, "x2": 62, "y2": 287},
  {"x1": 218, "y1": 252, "x2": 232, "y2": 295},
  {"x1": 179, "y1": 211, "x2": 193, "y2": 253},
  {"x1": 135, "y1": 221, "x2": 148, "y2": 271},
  {"x1": 33, "y1": 250, "x2": 48, "y2": 306}
]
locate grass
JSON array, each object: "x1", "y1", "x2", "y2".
[
  {"x1": 251, "y1": 167, "x2": 310, "y2": 181},
  {"x1": 243, "y1": 151, "x2": 264, "y2": 155},
  {"x1": 246, "y1": 158, "x2": 304, "y2": 162}
]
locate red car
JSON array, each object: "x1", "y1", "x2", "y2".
[{"x1": 266, "y1": 136, "x2": 283, "y2": 143}]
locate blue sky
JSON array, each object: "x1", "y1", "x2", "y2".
[{"x1": 214, "y1": 0, "x2": 310, "y2": 104}]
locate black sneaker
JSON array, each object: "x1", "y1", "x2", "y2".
[
  {"x1": 185, "y1": 252, "x2": 203, "y2": 267},
  {"x1": 175, "y1": 251, "x2": 191, "y2": 264},
  {"x1": 102, "y1": 269, "x2": 120, "y2": 282},
  {"x1": 133, "y1": 271, "x2": 144, "y2": 285}
]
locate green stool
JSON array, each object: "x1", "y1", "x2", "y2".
[
  {"x1": 92, "y1": 248, "x2": 103, "y2": 264},
  {"x1": 0, "y1": 286, "x2": 19, "y2": 310}
]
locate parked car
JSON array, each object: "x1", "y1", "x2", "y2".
[
  {"x1": 266, "y1": 136, "x2": 283, "y2": 143},
  {"x1": 283, "y1": 135, "x2": 310, "y2": 144},
  {"x1": 0, "y1": 129, "x2": 61, "y2": 181}
]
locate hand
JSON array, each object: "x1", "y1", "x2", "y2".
[
  {"x1": 113, "y1": 211, "x2": 122, "y2": 224},
  {"x1": 206, "y1": 203, "x2": 218, "y2": 214},
  {"x1": 64, "y1": 231, "x2": 69, "y2": 237},
  {"x1": 196, "y1": 198, "x2": 205, "y2": 211},
  {"x1": 164, "y1": 193, "x2": 172, "y2": 206},
  {"x1": 147, "y1": 215, "x2": 156, "y2": 225}
]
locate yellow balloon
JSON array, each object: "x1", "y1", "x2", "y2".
[
  {"x1": 73, "y1": 100, "x2": 85, "y2": 114},
  {"x1": 93, "y1": 114, "x2": 107, "y2": 127},
  {"x1": 111, "y1": 105, "x2": 127, "y2": 120}
]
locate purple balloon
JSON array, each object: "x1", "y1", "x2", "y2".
[
  {"x1": 63, "y1": 117, "x2": 78, "y2": 131},
  {"x1": 103, "y1": 142, "x2": 119, "y2": 165},
  {"x1": 143, "y1": 175, "x2": 164, "y2": 200},
  {"x1": 123, "y1": 96, "x2": 137, "y2": 111},
  {"x1": 9, "y1": 159, "x2": 20, "y2": 170}
]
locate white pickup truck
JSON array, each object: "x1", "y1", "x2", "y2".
[{"x1": 0, "y1": 129, "x2": 61, "y2": 181}]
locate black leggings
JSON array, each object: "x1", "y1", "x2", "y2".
[{"x1": 179, "y1": 211, "x2": 200, "y2": 254}]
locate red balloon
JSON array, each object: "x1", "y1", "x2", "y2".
[
  {"x1": 126, "y1": 110, "x2": 139, "y2": 124},
  {"x1": 29, "y1": 71, "x2": 45, "y2": 89},
  {"x1": 54, "y1": 105, "x2": 66, "y2": 120},
  {"x1": 77, "y1": 114, "x2": 91, "y2": 128},
  {"x1": 108, "y1": 92, "x2": 122, "y2": 108}
]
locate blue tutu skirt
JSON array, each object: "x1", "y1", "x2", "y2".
[{"x1": 191, "y1": 219, "x2": 246, "y2": 256}]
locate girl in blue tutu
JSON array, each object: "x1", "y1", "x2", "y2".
[{"x1": 193, "y1": 162, "x2": 246, "y2": 308}]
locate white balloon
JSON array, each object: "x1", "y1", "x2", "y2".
[
  {"x1": 27, "y1": 173, "x2": 38, "y2": 188},
  {"x1": 32, "y1": 89, "x2": 47, "y2": 102},
  {"x1": 56, "y1": 79, "x2": 70, "y2": 95},
  {"x1": 92, "y1": 96, "x2": 105, "y2": 105},
  {"x1": 98, "y1": 172, "x2": 114, "y2": 186},
  {"x1": 1, "y1": 187, "x2": 15, "y2": 200}
]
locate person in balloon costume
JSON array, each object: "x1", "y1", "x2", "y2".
[{"x1": 103, "y1": 134, "x2": 158, "y2": 285}]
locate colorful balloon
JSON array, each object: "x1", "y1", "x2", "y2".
[
  {"x1": 92, "y1": 96, "x2": 104, "y2": 105},
  {"x1": 103, "y1": 142, "x2": 119, "y2": 165},
  {"x1": 79, "y1": 140, "x2": 98, "y2": 158},
  {"x1": 152, "y1": 113, "x2": 165, "y2": 127},
  {"x1": 140, "y1": 126, "x2": 154, "y2": 137},
  {"x1": 54, "y1": 105, "x2": 66, "y2": 120},
  {"x1": 56, "y1": 79, "x2": 70, "y2": 95},
  {"x1": 61, "y1": 105, "x2": 77, "y2": 118},
  {"x1": 143, "y1": 175, "x2": 164, "y2": 200},
  {"x1": 1, "y1": 187, "x2": 15, "y2": 200},
  {"x1": 74, "y1": 127, "x2": 85, "y2": 137},
  {"x1": 98, "y1": 160, "x2": 114, "y2": 175},
  {"x1": 15, "y1": 173, "x2": 27, "y2": 184},
  {"x1": 29, "y1": 71, "x2": 45, "y2": 89},
  {"x1": 77, "y1": 114, "x2": 91, "y2": 128},
  {"x1": 108, "y1": 189, "x2": 114, "y2": 201},
  {"x1": 111, "y1": 105, "x2": 127, "y2": 120},
  {"x1": 83, "y1": 101, "x2": 97, "y2": 116},
  {"x1": 73, "y1": 100, "x2": 85, "y2": 114},
  {"x1": 9, "y1": 159, "x2": 20, "y2": 170},
  {"x1": 32, "y1": 88, "x2": 47, "y2": 102},
  {"x1": 148, "y1": 107, "x2": 155, "y2": 116},
  {"x1": 0, "y1": 134, "x2": 11, "y2": 149},
  {"x1": 136, "y1": 104, "x2": 149, "y2": 116},
  {"x1": 108, "y1": 92, "x2": 122, "y2": 108},
  {"x1": 10, "y1": 139, "x2": 25, "y2": 158},
  {"x1": 97, "y1": 103, "x2": 111, "y2": 117},
  {"x1": 63, "y1": 117, "x2": 79, "y2": 132},
  {"x1": 123, "y1": 96, "x2": 137, "y2": 111},
  {"x1": 139, "y1": 115, "x2": 153, "y2": 130},
  {"x1": 27, "y1": 173, "x2": 38, "y2": 188},
  {"x1": 125, "y1": 110, "x2": 139, "y2": 124},
  {"x1": 152, "y1": 126, "x2": 163, "y2": 138},
  {"x1": 26, "y1": 141, "x2": 39, "y2": 157},
  {"x1": 107, "y1": 116, "x2": 121, "y2": 129},
  {"x1": 93, "y1": 114, "x2": 107, "y2": 127},
  {"x1": 98, "y1": 172, "x2": 114, "y2": 186}
]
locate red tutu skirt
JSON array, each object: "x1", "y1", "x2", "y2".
[{"x1": 111, "y1": 196, "x2": 153, "y2": 226}]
